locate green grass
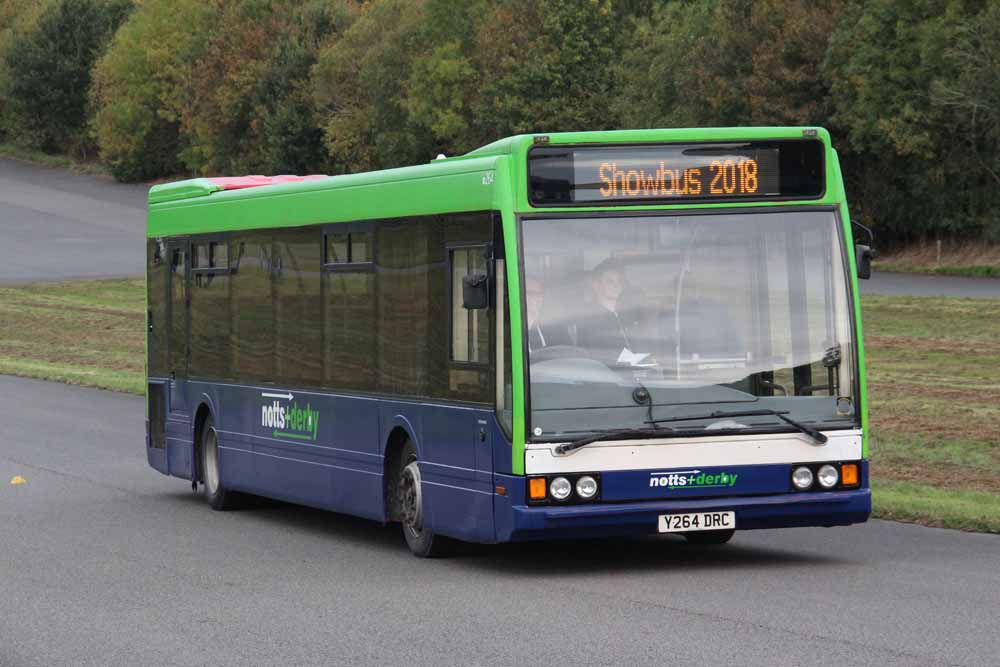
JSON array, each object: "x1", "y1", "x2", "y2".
[
  {"x1": 0, "y1": 278, "x2": 144, "y2": 394},
  {"x1": 875, "y1": 262, "x2": 1000, "y2": 279},
  {"x1": 0, "y1": 278, "x2": 998, "y2": 532},
  {"x1": 862, "y1": 295, "x2": 1000, "y2": 532},
  {"x1": 873, "y1": 480, "x2": 1000, "y2": 533}
]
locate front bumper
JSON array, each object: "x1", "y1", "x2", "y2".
[{"x1": 495, "y1": 485, "x2": 871, "y2": 542}]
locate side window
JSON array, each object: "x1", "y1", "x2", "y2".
[
  {"x1": 190, "y1": 235, "x2": 232, "y2": 379},
  {"x1": 275, "y1": 228, "x2": 322, "y2": 387},
  {"x1": 450, "y1": 246, "x2": 489, "y2": 365},
  {"x1": 324, "y1": 222, "x2": 376, "y2": 391},
  {"x1": 496, "y1": 258, "x2": 513, "y2": 435},
  {"x1": 325, "y1": 224, "x2": 373, "y2": 267}
]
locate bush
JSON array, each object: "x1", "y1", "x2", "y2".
[{"x1": 0, "y1": 0, "x2": 49, "y2": 141}]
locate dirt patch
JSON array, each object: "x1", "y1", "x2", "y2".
[
  {"x1": 868, "y1": 381, "x2": 999, "y2": 405},
  {"x1": 866, "y1": 335, "x2": 1000, "y2": 355},
  {"x1": 875, "y1": 459, "x2": 1000, "y2": 494},
  {"x1": 875, "y1": 241, "x2": 1000, "y2": 271}
]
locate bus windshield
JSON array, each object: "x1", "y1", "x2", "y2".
[{"x1": 521, "y1": 210, "x2": 857, "y2": 439}]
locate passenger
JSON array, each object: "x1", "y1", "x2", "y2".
[{"x1": 525, "y1": 277, "x2": 568, "y2": 353}]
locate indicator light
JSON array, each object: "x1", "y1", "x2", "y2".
[
  {"x1": 841, "y1": 463, "x2": 859, "y2": 486},
  {"x1": 528, "y1": 478, "x2": 546, "y2": 500}
]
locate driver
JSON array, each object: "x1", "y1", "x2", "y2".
[{"x1": 525, "y1": 277, "x2": 568, "y2": 353}]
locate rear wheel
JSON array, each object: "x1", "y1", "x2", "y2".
[
  {"x1": 200, "y1": 415, "x2": 241, "y2": 510},
  {"x1": 683, "y1": 529, "x2": 735, "y2": 545},
  {"x1": 397, "y1": 441, "x2": 451, "y2": 558}
]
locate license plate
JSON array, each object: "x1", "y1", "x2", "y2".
[{"x1": 658, "y1": 511, "x2": 735, "y2": 533}]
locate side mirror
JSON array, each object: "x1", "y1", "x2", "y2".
[
  {"x1": 856, "y1": 244, "x2": 873, "y2": 280},
  {"x1": 462, "y1": 272, "x2": 489, "y2": 309}
]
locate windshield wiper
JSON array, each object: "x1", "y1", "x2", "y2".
[
  {"x1": 646, "y1": 409, "x2": 828, "y2": 444},
  {"x1": 555, "y1": 427, "x2": 671, "y2": 456}
]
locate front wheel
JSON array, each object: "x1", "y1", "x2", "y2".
[
  {"x1": 683, "y1": 529, "x2": 735, "y2": 545},
  {"x1": 397, "y1": 441, "x2": 451, "y2": 558}
]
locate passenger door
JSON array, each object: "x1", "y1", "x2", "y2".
[{"x1": 166, "y1": 240, "x2": 190, "y2": 416}]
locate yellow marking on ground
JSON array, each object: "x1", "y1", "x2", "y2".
[{"x1": 10, "y1": 475, "x2": 26, "y2": 485}]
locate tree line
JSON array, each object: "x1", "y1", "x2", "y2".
[{"x1": 0, "y1": 0, "x2": 997, "y2": 246}]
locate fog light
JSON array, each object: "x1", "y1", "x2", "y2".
[
  {"x1": 817, "y1": 464, "x2": 839, "y2": 489},
  {"x1": 792, "y1": 466, "x2": 814, "y2": 490},
  {"x1": 576, "y1": 475, "x2": 598, "y2": 499},
  {"x1": 550, "y1": 477, "x2": 572, "y2": 501}
]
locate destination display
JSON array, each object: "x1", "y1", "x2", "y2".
[{"x1": 528, "y1": 140, "x2": 824, "y2": 206}]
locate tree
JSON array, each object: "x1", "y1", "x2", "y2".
[
  {"x1": 312, "y1": 0, "x2": 432, "y2": 172},
  {"x1": 825, "y1": 0, "x2": 997, "y2": 243},
  {"x1": 4, "y1": 0, "x2": 131, "y2": 155},
  {"x1": 406, "y1": 0, "x2": 630, "y2": 156},
  {"x1": 91, "y1": 0, "x2": 215, "y2": 180},
  {"x1": 93, "y1": 0, "x2": 356, "y2": 180}
]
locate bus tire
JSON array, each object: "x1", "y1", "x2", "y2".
[
  {"x1": 684, "y1": 529, "x2": 735, "y2": 545},
  {"x1": 199, "y1": 415, "x2": 241, "y2": 511},
  {"x1": 397, "y1": 440, "x2": 451, "y2": 558}
]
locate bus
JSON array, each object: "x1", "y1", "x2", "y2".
[{"x1": 145, "y1": 127, "x2": 872, "y2": 557}]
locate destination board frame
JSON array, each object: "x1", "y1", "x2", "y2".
[{"x1": 527, "y1": 139, "x2": 826, "y2": 208}]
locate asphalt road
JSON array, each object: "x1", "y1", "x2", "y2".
[
  {"x1": 1, "y1": 375, "x2": 997, "y2": 666},
  {"x1": 2, "y1": 156, "x2": 999, "y2": 297},
  {"x1": 859, "y1": 270, "x2": 1000, "y2": 299},
  {"x1": 0, "y1": 158, "x2": 146, "y2": 283}
]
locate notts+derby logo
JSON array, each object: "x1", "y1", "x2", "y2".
[
  {"x1": 649, "y1": 469, "x2": 739, "y2": 490},
  {"x1": 261, "y1": 391, "x2": 319, "y2": 441}
]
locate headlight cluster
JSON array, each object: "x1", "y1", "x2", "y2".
[
  {"x1": 790, "y1": 462, "x2": 861, "y2": 491},
  {"x1": 528, "y1": 473, "x2": 600, "y2": 504}
]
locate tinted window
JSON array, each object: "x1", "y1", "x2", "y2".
[
  {"x1": 275, "y1": 228, "x2": 322, "y2": 387},
  {"x1": 326, "y1": 232, "x2": 349, "y2": 264},
  {"x1": 324, "y1": 272, "x2": 376, "y2": 391},
  {"x1": 230, "y1": 234, "x2": 274, "y2": 383},
  {"x1": 190, "y1": 265, "x2": 231, "y2": 380},
  {"x1": 325, "y1": 225, "x2": 374, "y2": 266},
  {"x1": 376, "y1": 218, "x2": 444, "y2": 396},
  {"x1": 192, "y1": 242, "x2": 210, "y2": 269}
]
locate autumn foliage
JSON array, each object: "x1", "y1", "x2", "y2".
[{"x1": 0, "y1": 0, "x2": 997, "y2": 244}]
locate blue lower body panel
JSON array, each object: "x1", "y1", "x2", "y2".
[{"x1": 494, "y1": 475, "x2": 870, "y2": 542}]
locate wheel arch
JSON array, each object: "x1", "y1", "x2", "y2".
[{"x1": 382, "y1": 418, "x2": 418, "y2": 522}]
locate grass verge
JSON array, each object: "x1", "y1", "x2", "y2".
[
  {"x1": 874, "y1": 242, "x2": 1000, "y2": 279},
  {"x1": 862, "y1": 295, "x2": 1000, "y2": 532},
  {"x1": 0, "y1": 141, "x2": 110, "y2": 177},
  {"x1": 876, "y1": 263, "x2": 1000, "y2": 278},
  {"x1": 0, "y1": 278, "x2": 144, "y2": 394},
  {"x1": 872, "y1": 480, "x2": 1000, "y2": 533},
  {"x1": 0, "y1": 279, "x2": 997, "y2": 532}
]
